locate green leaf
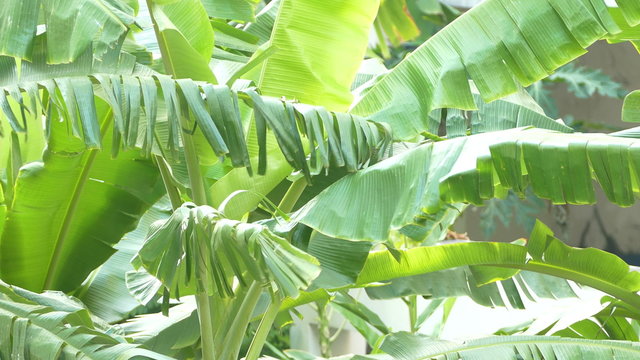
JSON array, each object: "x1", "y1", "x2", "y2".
[
  {"x1": 133, "y1": 203, "x2": 321, "y2": 299},
  {"x1": 623, "y1": 90, "x2": 640, "y2": 123},
  {"x1": 606, "y1": 7, "x2": 640, "y2": 46},
  {"x1": 0, "y1": 280, "x2": 171, "y2": 359},
  {"x1": 616, "y1": 0, "x2": 640, "y2": 27},
  {"x1": 405, "y1": 85, "x2": 573, "y2": 138},
  {"x1": 356, "y1": 221, "x2": 640, "y2": 311},
  {"x1": 296, "y1": 128, "x2": 640, "y2": 241},
  {"x1": 260, "y1": 0, "x2": 380, "y2": 111},
  {"x1": 0, "y1": 102, "x2": 164, "y2": 292},
  {"x1": 329, "y1": 292, "x2": 390, "y2": 348},
  {"x1": 548, "y1": 63, "x2": 626, "y2": 99},
  {"x1": 0, "y1": 46, "x2": 392, "y2": 186},
  {"x1": 480, "y1": 190, "x2": 544, "y2": 238},
  {"x1": 552, "y1": 315, "x2": 639, "y2": 341},
  {"x1": 284, "y1": 350, "x2": 385, "y2": 360},
  {"x1": 296, "y1": 137, "x2": 465, "y2": 241},
  {"x1": 210, "y1": 0, "x2": 381, "y2": 221},
  {"x1": 0, "y1": 0, "x2": 135, "y2": 64},
  {"x1": 274, "y1": 222, "x2": 638, "y2": 320},
  {"x1": 376, "y1": 0, "x2": 420, "y2": 47},
  {"x1": 0, "y1": 94, "x2": 46, "y2": 172},
  {"x1": 468, "y1": 88, "x2": 572, "y2": 134},
  {"x1": 379, "y1": 331, "x2": 640, "y2": 360},
  {"x1": 149, "y1": 0, "x2": 217, "y2": 83},
  {"x1": 351, "y1": 0, "x2": 639, "y2": 140},
  {"x1": 202, "y1": 0, "x2": 257, "y2": 22},
  {"x1": 75, "y1": 198, "x2": 172, "y2": 323},
  {"x1": 122, "y1": 299, "x2": 200, "y2": 357},
  {"x1": 306, "y1": 231, "x2": 373, "y2": 289},
  {"x1": 0, "y1": 186, "x2": 5, "y2": 237},
  {"x1": 399, "y1": 204, "x2": 467, "y2": 246},
  {"x1": 211, "y1": 19, "x2": 259, "y2": 53},
  {"x1": 366, "y1": 267, "x2": 578, "y2": 311},
  {"x1": 244, "y1": 0, "x2": 281, "y2": 45}
]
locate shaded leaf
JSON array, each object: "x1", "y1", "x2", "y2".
[
  {"x1": 75, "y1": 199, "x2": 172, "y2": 323},
  {"x1": 0, "y1": 102, "x2": 164, "y2": 292},
  {"x1": 0, "y1": 280, "x2": 171, "y2": 359},
  {"x1": 132, "y1": 203, "x2": 321, "y2": 299}
]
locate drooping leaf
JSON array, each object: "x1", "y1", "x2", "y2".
[
  {"x1": 305, "y1": 231, "x2": 373, "y2": 289},
  {"x1": 296, "y1": 128, "x2": 640, "y2": 241},
  {"x1": 243, "y1": 0, "x2": 282, "y2": 44},
  {"x1": 0, "y1": 46, "x2": 392, "y2": 183},
  {"x1": 0, "y1": 95, "x2": 46, "y2": 177},
  {"x1": 351, "y1": 0, "x2": 639, "y2": 140},
  {"x1": 356, "y1": 221, "x2": 640, "y2": 311},
  {"x1": 281, "y1": 220, "x2": 640, "y2": 317},
  {"x1": 285, "y1": 350, "x2": 386, "y2": 360},
  {"x1": 209, "y1": 0, "x2": 380, "y2": 221},
  {"x1": 415, "y1": 85, "x2": 573, "y2": 139},
  {"x1": 132, "y1": 203, "x2": 321, "y2": 299},
  {"x1": 0, "y1": 186, "x2": 5, "y2": 237},
  {"x1": 295, "y1": 135, "x2": 465, "y2": 241},
  {"x1": 399, "y1": 203, "x2": 467, "y2": 246},
  {"x1": 606, "y1": 7, "x2": 640, "y2": 51},
  {"x1": 468, "y1": 88, "x2": 571, "y2": 134},
  {"x1": 366, "y1": 266, "x2": 578, "y2": 310}
]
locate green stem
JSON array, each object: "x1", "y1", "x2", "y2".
[
  {"x1": 245, "y1": 295, "x2": 283, "y2": 360},
  {"x1": 181, "y1": 129, "x2": 208, "y2": 205},
  {"x1": 277, "y1": 177, "x2": 307, "y2": 214},
  {"x1": 220, "y1": 282, "x2": 263, "y2": 360},
  {"x1": 175, "y1": 115, "x2": 217, "y2": 360},
  {"x1": 154, "y1": 153, "x2": 218, "y2": 357},
  {"x1": 317, "y1": 301, "x2": 332, "y2": 358},
  {"x1": 407, "y1": 295, "x2": 418, "y2": 333},
  {"x1": 145, "y1": 2, "x2": 215, "y2": 358},
  {"x1": 196, "y1": 293, "x2": 216, "y2": 360},
  {"x1": 374, "y1": 18, "x2": 391, "y2": 60}
]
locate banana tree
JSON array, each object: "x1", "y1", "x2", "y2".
[{"x1": 2, "y1": 0, "x2": 640, "y2": 359}]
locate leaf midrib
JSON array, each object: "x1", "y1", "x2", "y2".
[{"x1": 42, "y1": 109, "x2": 112, "y2": 290}]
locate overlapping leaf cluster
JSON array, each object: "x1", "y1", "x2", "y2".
[
  {"x1": 0, "y1": 46, "x2": 392, "y2": 180},
  {"x1": 132, "y1": 203, "x2": 321, "y2": 299}
]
